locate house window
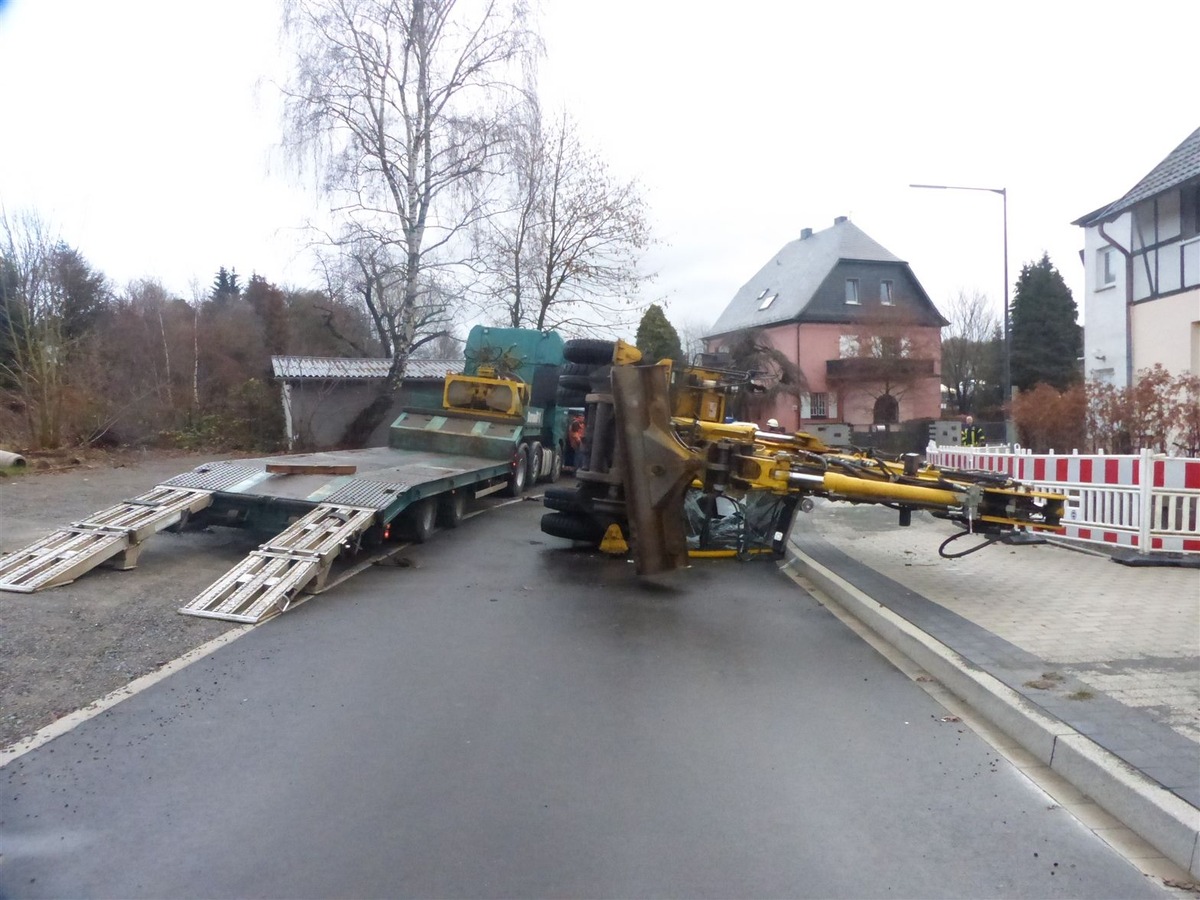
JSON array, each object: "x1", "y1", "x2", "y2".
[
  {"x1": 1099, "y1": 248, "x2": 1117, "y2": 287},
  {"x1": 845, "y1": 279, "x2": 860, "y2": 304},
  {"x1": 756, "y1": 288, "x2": 769, "y2": 300},
  {"x1": 758, "y1": 292, "x2": 778, "y2": 310},
  {"x1": 809, "y1": 392, "x2": 828, "y2": 418},
  {"x1": 880, "y1": 280, "x2": 894, "y2": 305},
  {"x1": 839, "y1": 335, "x2": 859, "y2": 357}
]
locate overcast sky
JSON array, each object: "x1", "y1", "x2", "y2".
[{"x1": 0, "y1": 0, "x2": 1195, "y2": 340}]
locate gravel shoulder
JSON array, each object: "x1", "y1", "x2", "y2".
[{"x1": 0, "y1": 451, "x2": 253, "y2": 752}]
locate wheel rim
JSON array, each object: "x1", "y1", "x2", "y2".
[{"x1": 512, "y1": 446, "x2": 527, "y2": 491}]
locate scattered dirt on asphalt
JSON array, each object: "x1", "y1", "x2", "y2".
[{"x1": 0, "y1": 449, "x2": 255, "y2": 752}]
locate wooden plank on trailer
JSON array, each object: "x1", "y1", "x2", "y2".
[{"x1": 265, "y1": 463, "x2": 358, "y2": 475}]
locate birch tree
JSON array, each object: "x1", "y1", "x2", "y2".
[{"x1": 282, "y1": 0, "x2": 534, "y2": 442}]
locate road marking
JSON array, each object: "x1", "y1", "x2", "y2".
[
  {"x1": 1, "y1": 491, "x2": 538, "y2": 766},
  {"x1": 1, "y1": 626, "x2": 252, "y2": 765}
]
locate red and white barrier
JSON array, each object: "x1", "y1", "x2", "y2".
[{"x1": 926, "y1": 445, "x2": 1200, "y2": 555}]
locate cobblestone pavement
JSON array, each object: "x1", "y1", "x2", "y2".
[{"x1": 798, "y1": 500, "x2": 1200, "y2": 745}]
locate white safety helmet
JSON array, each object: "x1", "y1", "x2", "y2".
[{"x1": 767, "y1": 418, "x2": 780, "y2": 428}]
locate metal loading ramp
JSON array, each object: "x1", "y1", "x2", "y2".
[
  {"x1": 0, "y1": 486, "x2": 214, "y2": 593},
  {"x1": 180, "y1": 504, "x2": 377, "y2": 624}
]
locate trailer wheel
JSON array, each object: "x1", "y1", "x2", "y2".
[
  {"x1": 436, "y1": 491, "x2": 467, "y2": 528},
  {"x1": 540, "y1": 511, "x2": 604, "y2": 544},
  {"x1": 547, "y1": 445, "x2": 563, "y2": 483},
  {"x1": 563, "y1": 338, "x2": 615, "y2": 365},
  {"x1": 528, "y1": 441, "x2": 545, "y2": 482},
  {"x1": 503, "y1": 444, "x2": 529, "y2": 497},
  {"x1": 405, "y1": 497, "x2": 437, "y2": 543}
]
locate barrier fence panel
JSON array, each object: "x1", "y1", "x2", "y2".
[{"x1": 926, "y1": 444, "x2": 1200, "y2": 555}]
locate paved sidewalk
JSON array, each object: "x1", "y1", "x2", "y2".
[{"x1": 786, "y1": 500, "x2": 1199, "y2": 878}]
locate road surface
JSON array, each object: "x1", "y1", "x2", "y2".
[{"x1": 0, "y1": 496, "x2": 1170, "y2": 898}]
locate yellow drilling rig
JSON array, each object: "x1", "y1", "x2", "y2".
[{"x1": 540, "y1": 340, "x2": 1065, "y2": 576}]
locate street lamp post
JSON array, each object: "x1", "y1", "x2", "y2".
[{"x1": 910, "y1": 183, "x2": 1011, "y2": 443}]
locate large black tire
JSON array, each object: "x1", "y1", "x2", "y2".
[
  {"x1": 436, "y1": 491, "x2": 467, "y2": 528},
  {"x1": 563, "y1": 339, "x2": 615, "y2": 366},
  {"x1": 556, "y1": 386, "x2": 588, "y2": 408},
  {"x1": 540, "y1": 511, "x2": 605, "y2": 543},
  {"x1": 588, "y1": 365, "x2": 612, "y2": 394},
  {"x1": 503, "y1": 444, "x2": 530, "y2": 497},
  {"x1": 543, "y1": 486, "x2": 583, "y2": 513},
  {"x1": 559, "y1": 361, "x2": 597, "y2": 377},
  {"x1": 558, "y1": 374, "x2": 591, "y2": 392},
  {"x1": 404, "y1": 497, "x2": 436, "y2": 543}
]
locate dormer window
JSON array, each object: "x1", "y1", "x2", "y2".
[
  {"x1": 845, "y1": 279, "x2": 860, "y2": 304},
  {"x1": 758, "y1": 292, "x2": 778, "y2": 310}
]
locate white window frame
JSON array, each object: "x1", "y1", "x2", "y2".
[
  {"x1": 880, "y1": 280, "x2": 894, "y2": 305},
  {"x1": 1099, "y1": 247, "x2": 1117, "y2": 288},
  {"x1": 810, "y1": 391, "x2": 828, "y2": 418},
  {"x1": 845, "y1": 279, "x2": 860, "y2": 304}
]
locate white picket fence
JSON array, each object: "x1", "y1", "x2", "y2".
[{"x1": 926, "y1": 444, "x2": 1200, "y2": 556}]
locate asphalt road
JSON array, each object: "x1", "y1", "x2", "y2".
[{"x1": 0, "y1": 496, "x2": 1171, "y2": 898}]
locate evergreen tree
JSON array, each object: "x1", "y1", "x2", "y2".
[
  {"x1": 210, "y1": 267, "x2": 242, "y2": 305},
  {"x1": 1009, "y1": 253, "x2": 1081, "y2": 392},
  {"x1": 48, "y1": 243, "x2": 109, "y2": 340},
  {"x1": 634, "y1": 304, "x2": 684, "y2": 363}
]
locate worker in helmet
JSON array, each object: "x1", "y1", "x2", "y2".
[
  {"x1": 962, "y1": 415, "x2": 985, "y2": 447},
  {"x1": 766, "y1": 418, "x2": 785, "y2": 434}
]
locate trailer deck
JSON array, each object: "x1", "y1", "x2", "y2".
[{"x1": 0, "y1": 446, "x2": 517, "y2": 623}]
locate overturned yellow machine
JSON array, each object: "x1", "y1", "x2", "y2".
[{"x1": 540, "y1": 341, "x2": 1066, "y2": 576}]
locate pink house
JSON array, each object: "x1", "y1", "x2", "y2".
[{"x1": 704, "y1": 217, "x2": 947, "y2": 432}]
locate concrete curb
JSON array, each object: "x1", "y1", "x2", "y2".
[{"x1": 787, "y1": 547, "x2": 1200, "y2": 880}]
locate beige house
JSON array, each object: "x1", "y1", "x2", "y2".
[{"x1": 1073, "y1": 126, "x2": 1200, "y2": 387}]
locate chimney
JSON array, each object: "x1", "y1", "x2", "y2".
[
  {"x1": 834, "y1": 216, "x2": 848, "y2": 225},
  {"x1": 800, "y1": 227, "x2": 813, "y2": 239}
]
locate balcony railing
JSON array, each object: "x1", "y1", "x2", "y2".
[{"x1": 825, "y1": 357, "x2": 935, "y2": 380}]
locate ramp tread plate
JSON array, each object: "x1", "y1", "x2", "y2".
[
  {"x1": 180, "y1": 553, "x2": 320, "y2": 623},
  {"x1": 0, "y1": 488, "x2": 212, "y2": 593},
  {"x1": 0, "y1": 531, "x2": 127, "y2": 591},
  {"x1": 319, "y1": 480, "x2": 410, "y2": 510},
  {"x1": 179, "y1": 504, "x2": 376, "y2": 623},
  {"x1": 160, "y1": 462, "x2": 263, "y2": 493}
]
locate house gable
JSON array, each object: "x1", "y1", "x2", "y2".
[
  {"x1": 1072, "y1": 126, "x2": 1200, "y2": 388},
  {"x1": 1074, "y1": 126, "x2": 1200, "y2": 227},
  {"x1": 803, "y1": 259, "x2": 947, "y2": 327},
  {"x1": 705, "y1": 218, "x2": 945, "y2": 339}
]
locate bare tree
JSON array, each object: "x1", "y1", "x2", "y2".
[
  {"x1": 834, "y1": 306, "x2": 940, "y2": 425},
  {"x1": 475, "y1": 99, "x2": 653, "y2": 333},
  {"x1": 282, "y1": 0, "x2": 534, "y2": 440},
  {"x1": 675, "y1": 316, "x2": 711, "y2": 364},
  {"x1": 1, "y1": 211, "x2": 76, "y2": 448},
  {"x1": 940, "y1": 289, "x2": 1001, "y2": 414}
]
